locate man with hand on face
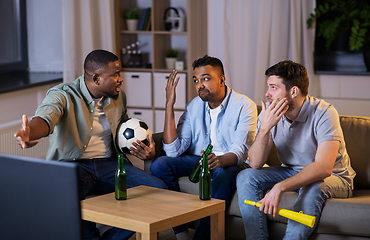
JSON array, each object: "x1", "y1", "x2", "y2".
[
  {"x1": 14, "y1": 49, "x2": 167, "y2": 240},
  {"x1": 150, "y1": 55, "x2": 257, "y2": 240},
  {"x1": 237, "y1": 60, "x2": 356, "y2": 240}
]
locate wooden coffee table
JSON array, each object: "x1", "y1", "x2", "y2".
[{"x1": 81, "y1": 185, "x2": 225, "y2": 240}]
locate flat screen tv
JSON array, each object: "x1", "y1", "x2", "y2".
[{"x1": 0, "y1": 153, "x2": 83, "y2": 240}]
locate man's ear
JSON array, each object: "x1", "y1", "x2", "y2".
[
  {"x1": 290, "y1": 86, "x2": 299, "y2": 98},
  {"x1": 220, "y1": 75, "x2": 225, "y2": 86},
  {"x1": 93, "y1": 74, "x2": 100, "y2": 85}
]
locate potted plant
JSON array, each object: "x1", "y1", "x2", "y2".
[
  {"x1": 165, "y1": 48, "x2": 178, "y2": 69},
  {"x1": 307, "y1": 0, "x2": 370, "y2": 70},
  {"x1": 124, "y1": 7, "x2": 140, "y2": 31}
]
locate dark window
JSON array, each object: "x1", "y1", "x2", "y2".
[
  {"x1": 313, "y1": 0, "x2": 369, "y2": 75},
  {"x1": 0, "y1": 0, "x2": 28, "y2": 74}
]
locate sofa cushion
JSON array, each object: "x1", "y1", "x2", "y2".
[
  {"x1": 316, "y1": 189, "x2": 370, "y2": 237},
  {"x1": 226, "y1": 189, "x2": 370, "y2": 238},
  {"x1": 339, "y1": 115, "x2": 370, "y2": 189},
  {"x1": 178, "y1": 176, "x2": 199, "y2": 195}
]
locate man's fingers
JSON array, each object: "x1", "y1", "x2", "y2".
[
  {"x1": 261, "y1": 101, "x2": 266, "y2": 111},
  {"x1": 22, "y1": 115, "x2": 29, "y2": 129},
  {"x1": 147, "y1": 134, "x2": 154, "y2": 146},
  {"x1": 173, "y1": 76, "x2": 180, "y2": 87}
]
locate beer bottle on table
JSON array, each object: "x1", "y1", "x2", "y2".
[
  {"x1": 189, "y1": 144, "x2": 213, "y2": 183},
  {"x1": 199, "y1": 147, "x2": 212, "y2": 200},
  {"x1": 115, "y1": 153, "x2": 127, "y2": 200}
]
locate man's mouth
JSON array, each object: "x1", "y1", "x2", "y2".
[
  {"x1": 198, "y1": 88, "x2": 209, "y2": 95},
  {"x1": 116, "y1": 83, "x2": 122, "y2": 92}
]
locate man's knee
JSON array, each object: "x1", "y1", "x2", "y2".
[
  {"x1": 149, "y1": 156, "x2": 170, "y2": 177},
  {"x1": 236, "y1": 168, "x2": 259, "y2": 189},
  {"x1": 213, "y1": 166, "x2": 240, "y2": 180}
]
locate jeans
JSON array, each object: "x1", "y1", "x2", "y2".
[
  {"x1": 77, "y1": 158, "x2": 168, "y2": 240},
  {"x1": 150, "y1": 154, "x2": 240, "y2": 240},
  {"x1": 236, "y1": 166, "x2": 353, "y2": 240}
]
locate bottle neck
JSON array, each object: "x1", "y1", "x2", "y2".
[
  {"x1": 204, "y1": 144, "x2": 213, "y2": 157},
  {"x1": 202, "y1": 155, "x2": 209, "y2": 172},
  {"x1": 118, "y1": 154, "x2": 125, "y2": 171}
]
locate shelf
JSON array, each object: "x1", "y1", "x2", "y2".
[
  {"x1": 120, "y1": 31, "x2": 187, "y2": 35},
  {"x1": 120, "y1": 30, "x2": 152, "y2": 34},
  {"x1": 121, "y1": 68, "x2": 187, "y2": 73},
  {"x1": 152, "y1": 31, "x2": 187, "y2": 35},
  {"x1": 122, "y1": 68, "x2": 152, "y2": 72},
  {"x1": 115, "y1": 0, "x2": 207, "y2": 132},
  {"x1": 152, "y1": 68, "x2": 187, "y2": 73}
]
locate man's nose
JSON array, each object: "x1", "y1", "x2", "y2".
[{"x1": 197, "y1": 80, "x2": 205, "y2": 89}]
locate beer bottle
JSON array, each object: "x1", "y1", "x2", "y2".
[
  {"x1": 115, "y1": 154, "x2": 127, "y2": 200},
  {"x1": 189, "y1": 144, "x2": 213, "y2": 183},
  {"x1": 199, "y1": 147, "x2": 212, "y2": 200}
]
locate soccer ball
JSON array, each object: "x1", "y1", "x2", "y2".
[{"x1": 116, "y1": 118, "x2": 152, "y2": 154}]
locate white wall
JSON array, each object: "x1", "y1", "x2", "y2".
[
  {"x1": 319, "y1": 75, "x2": 370, "y2": 117},
  {"x1": 207, "y1": 1, "x2": 370, "y2": 118},
  {"x1": 27, "y1": 0, "x2": 63, "y2": 72},
  {"x1": 0, "y1": 83, "x2": 59, "y2": 125}
]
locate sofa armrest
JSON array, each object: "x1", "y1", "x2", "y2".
[{"x1": 144, "y1": 132, "x2": 165, "y2": 172}]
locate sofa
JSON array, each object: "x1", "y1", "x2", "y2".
[{"x1": 144, "y1": 114, "x2": 370, "y2": 240}]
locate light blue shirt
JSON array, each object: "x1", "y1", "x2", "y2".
[{"x1": 163, "y1": 86, "x2": 257, "y2": 166}]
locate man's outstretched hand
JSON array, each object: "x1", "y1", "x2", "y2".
[{"x1": 14, "y1": 115, "x2": 39, "y2": 148}]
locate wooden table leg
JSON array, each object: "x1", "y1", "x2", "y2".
[
  {"x1": 139, "y1": 232, "x2": 158, "y2": 240},
  {"x1": 210, "y1": 211, "x2": 225, "y2": 240},
  {"x1": 136, "y1": 232, "x2": 141, "y2": 240}
]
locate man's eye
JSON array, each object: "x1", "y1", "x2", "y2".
[{"x1": 193, "y1": 79, "x2": 199, "y2": 83}]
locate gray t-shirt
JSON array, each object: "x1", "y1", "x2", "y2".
[{"x1": 257, "y1": 96, "x2": 356, "y2": 189}]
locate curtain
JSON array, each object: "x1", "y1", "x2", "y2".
[
  {"x1": 223, "y1": 0, "x2": 318, "y2": 104},
  {"x1": 62, "y1": 0, "x2": 116, "y2": 83}
]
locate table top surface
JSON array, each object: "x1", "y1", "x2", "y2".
[{"x1": 81, "y1": 186, "x2": 225, "y2": 234}]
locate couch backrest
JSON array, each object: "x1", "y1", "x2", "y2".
[
  {"x1": 339, "y1": 115, "x2": 370, "y2": 189},
  {"x1": 266, "y1": 115, "x2": 370, "y2": 189}
]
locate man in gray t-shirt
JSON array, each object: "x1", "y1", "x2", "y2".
[{"x1": 237, "y1": 60, "x2": 356, "y2": 240}]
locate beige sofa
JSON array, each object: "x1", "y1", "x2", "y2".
[{"x1": 145, "y1": 114, "x2": 370, "y2": 240}]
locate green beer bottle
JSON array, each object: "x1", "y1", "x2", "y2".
[
  {"x1": 189, "y1": 144, "x2": 213, "y2": 183},
  {"x1": 199, "y1": 147, "x2": 212, "y2": 200},
  {"x1": 115, "y1": 154, "x2": 127, "y2": 200}
]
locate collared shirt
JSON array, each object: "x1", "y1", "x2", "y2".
[
  {"x1": 163, "y1": 86, "x2": 257, "y2": 166},
  {"x1": 257, "y1": 95, "x2": 356, "y2": 189},
  {"x1": 34, "y1": 75, "x2": 128, "y2": 160}
]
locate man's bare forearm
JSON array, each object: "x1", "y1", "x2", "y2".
[
  {"x1": 29, "y1": 117, "x2": 50, "y2": 140},
  {"x1": 163, "y1": 105, "x2": 177, "y2": 144},
  {"x1": 248, "y1": 127, "x2": 272, "y2": 169}
]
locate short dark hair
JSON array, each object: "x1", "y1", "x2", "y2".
[
  {"x1": 192, "y1": 55, "x2": 225, "y2": 75},
  {"x1": 265, "y1": 60, "x2": 309, "y2": 96},
  {"x1": 84, "y1": 49, "x2": 118, "y2": 74}
]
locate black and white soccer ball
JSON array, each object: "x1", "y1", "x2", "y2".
[{"x1": 116, "y1": 118, "x2": 152, "y2": 154}]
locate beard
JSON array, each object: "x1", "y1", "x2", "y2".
[
  {"x1": 198, "y1": 88, "x2": 212, "y2": 101},
  {"x1": 105, "y1": 90, "x2": 119, "y2": 100},
  {"x1": 110, "y1": 93, "x2": 119, "y2": 100},
  {"x1": 284, "y1": 94, "x2": 294, "y2": 111}
]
